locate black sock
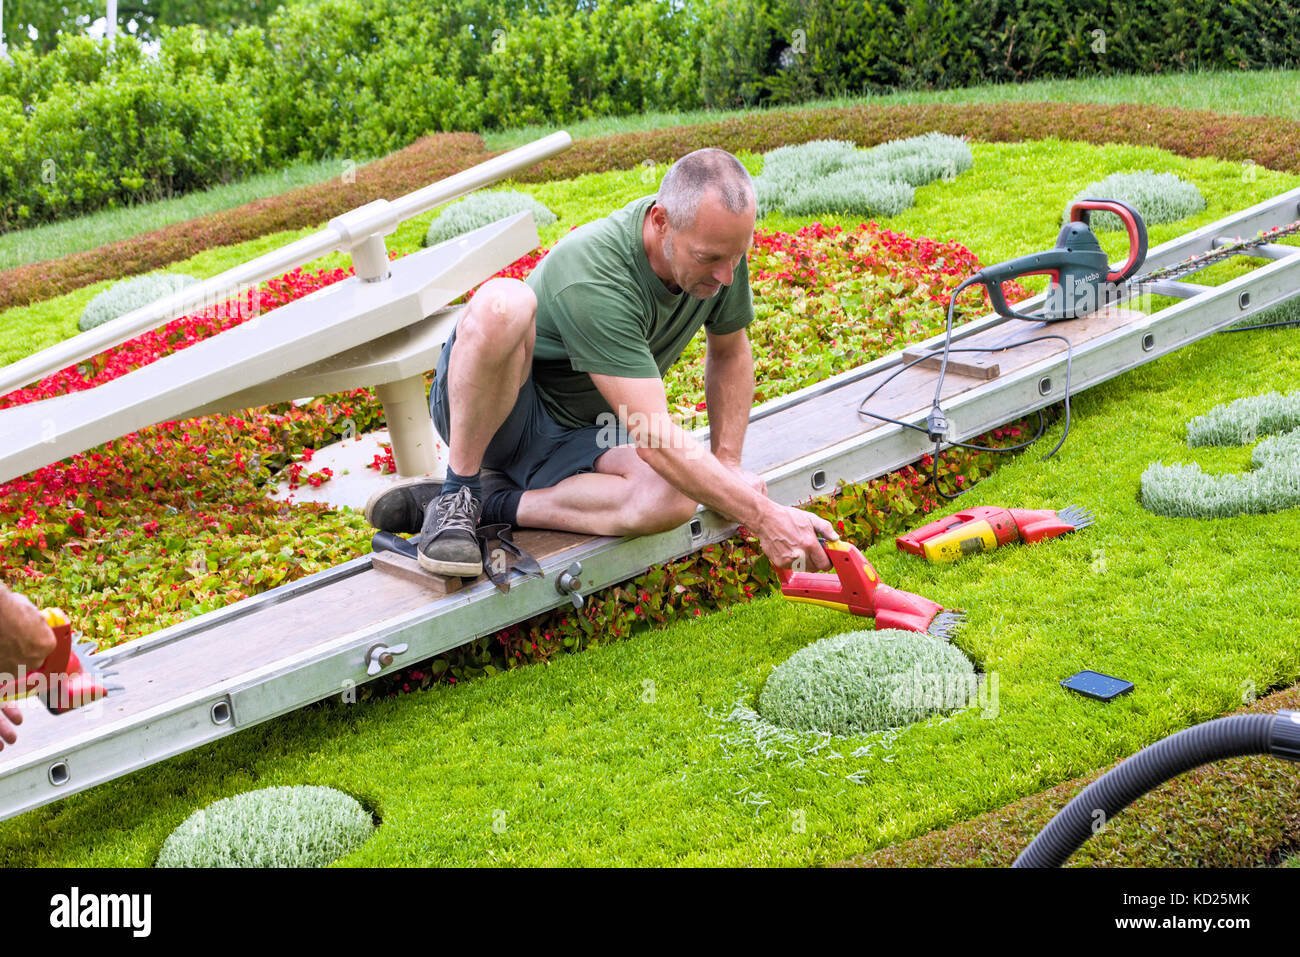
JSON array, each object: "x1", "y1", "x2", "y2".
[
  {"x1": 481, "y1": 487, "x2": 524, "y2": 527},
  {"x1": 442, "y1": 466, "x2": 482, "y2": 501}
]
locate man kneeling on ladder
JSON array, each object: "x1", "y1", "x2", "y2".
[{"x1": 365, "y1": 148, "x2": 837, "y2": 576}]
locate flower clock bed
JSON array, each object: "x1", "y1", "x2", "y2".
[
  {"x1": 3, "y1": 304, "x2": 1295, "y2": 867},
  {"x1": 2, "y1": 140, "x2": 1298, "y2": 866},
  {"x1": 0, "y1": 266, "x2": 386, "y2": 645}
]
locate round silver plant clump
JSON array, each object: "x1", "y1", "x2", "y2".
[
  {"x1": 755, "y1": 132, "x2": 972, "y2": 218},
  {"x1": 1140, "y1": 385, "x2": 1300, "y2": 519},
  {"x1": 424, "y1": 189, "x2": 558, "y2": 247},
  {"x1": 156, "y1": 785, "x2": 375, "y2": 868},
  {"x1": 758, "y1": 628, "x2": 978, "y2": 736},
  {"x1": 1066, "y1": 170, "x2": 1205, "y2": 231},
  {"x1": 79, "y1": 273, "x2": 200, "y2": 332}
]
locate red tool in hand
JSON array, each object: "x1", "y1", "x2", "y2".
[
  {"x1": 0, "y1": 609, "x2": 118, "y2": 713},
  {"x1": 896, "y1": 506, "x2": 1094, "y2": 563},
  {"x1": 777, "y1": 539, "x2": 965, "y2": 640}
]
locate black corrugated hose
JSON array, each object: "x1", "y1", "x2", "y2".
[{"x1": 1013, "y1": 710, "x2": 1300, "y2": 868}]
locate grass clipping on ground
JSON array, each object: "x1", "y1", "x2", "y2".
[
  {"x1": 758, "y1": 629, "x2": 978, "y2": 736},
  {"x1": 156, "y1": 785, "x2": 373, "y2": 868}
]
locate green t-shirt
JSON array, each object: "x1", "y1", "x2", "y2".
[{"x1": 524, "y1": 193, "x2": 754, "y2": 430}]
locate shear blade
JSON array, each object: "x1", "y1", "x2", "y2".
[
  {"x1": 928, "y1": 610, "x2": 966, "y2": 640},
  {"x1": 1057, "y1": 505, "x2": 1095, "y2": 530}
]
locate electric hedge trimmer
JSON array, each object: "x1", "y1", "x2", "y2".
[
  {"x1": 861, "y1": 197, "x2": 1300, "y2": 500},
  {"x1": 971, "y1": 196, "x2": 1300, "y2": 323},
  {"x1": 777, "y1": 539, "x2": 964, "y2": 640},
  {"x1": 0, "y1": 609, "x2": 119, "y2": 713}
]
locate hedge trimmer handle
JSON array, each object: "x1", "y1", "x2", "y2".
[{"x1": 1068, "y1": 198, "x2": 1148, "y2": 283}]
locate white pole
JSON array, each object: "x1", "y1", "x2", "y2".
[{"x1": 106, "y1": 0, "x2": 116, "y2": 48}]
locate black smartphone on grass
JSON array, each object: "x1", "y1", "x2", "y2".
[{"x1": 1061, "y1": 670, "x2": 1134, "y2": 701}]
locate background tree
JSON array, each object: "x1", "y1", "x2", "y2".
[{"x1": 2, "y1": 0, "x2": 276, "y2": 52}]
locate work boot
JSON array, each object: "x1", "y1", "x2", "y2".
[
  {"x1": 364, "y1": 477, "x2": 445, "y2": 534},
  {"x1": 417, "y1": 485, "x2": 484, "y2": 577}
]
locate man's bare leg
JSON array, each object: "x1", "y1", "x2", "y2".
[
  {"x1": 515, "y1": 445, "x2": 699, "y2": 537},
  {"x1": 415, "y1": 278, "x2": 536, "y2": 575},
  {"x1": 446, "y1": 278, "x2": 536, "y2": 475}
]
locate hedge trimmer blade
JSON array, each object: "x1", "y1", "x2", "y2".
[
  {"x1": 776, "y1": 540, "x2": 965, "y2": 641},
  {"x1": 68, "y1": 639, "x2": 122, "y2": 698},
  {"x1": 926, "y1": 610, "x2": 967, "y2": 642},
  {"x1": 1054, "y1": 505, "x2": 1094, "y2": 532}
]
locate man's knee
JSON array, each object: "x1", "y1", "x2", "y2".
[
  {"x1": 621, "y1": 482, "x2": 698, "y2": 536},
  {"x1": 459, "y1": 278, "x2": 536, "y2": 350}
]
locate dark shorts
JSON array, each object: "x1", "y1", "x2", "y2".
[{"x1": 430, "y1": 321, "x2": 631, "y2": 491}]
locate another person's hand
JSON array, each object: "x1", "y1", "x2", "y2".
[
  {"x1": 0, "y1": 704, "x2": 24, "y2": 751},
  {"x1": 750, "y1": 501, "x2": 838, "y2": 571}
]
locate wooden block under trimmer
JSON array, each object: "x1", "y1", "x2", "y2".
[
  {"x1": 370, "y1": 550, "x2": 465, "y2": 595},
  {"x1": 901, "y1": 348, "x2": 1001, "y2": 379}
]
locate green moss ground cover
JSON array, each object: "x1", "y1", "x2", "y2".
[{"x1": 3, "y1": 316, "x2": 1297, "y2": 866}]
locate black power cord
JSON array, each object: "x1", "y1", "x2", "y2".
[
  {"x1": 857, "y1": 277, "x2": 1074, "y2": 500},
  {"x1": 1220, "y1": 318, "x2": 1300, "y2": 333}
]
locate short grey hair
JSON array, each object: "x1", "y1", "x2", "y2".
[{"x1": 657, "y1": 148, "x2": 755, "y2": 230}]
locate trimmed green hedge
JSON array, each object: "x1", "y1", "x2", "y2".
[
  {"x1": 698, "y1": 0, "x2": 1300, "y2": 107},
  {"x1": 4, "y1": 0, "x2": 1300, "y2": 230}
]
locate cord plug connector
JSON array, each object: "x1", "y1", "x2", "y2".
[{"x1": 926, "y1": 405, "x2": 948, "y2": 444}]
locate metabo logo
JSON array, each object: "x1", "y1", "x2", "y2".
[{"x1": 49, "y1": 887, "x2": 151, "y2": 938}]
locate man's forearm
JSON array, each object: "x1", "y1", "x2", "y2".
[
  {"x1": 704, "y1": 341, "x2": 755, "y2": 466},
  {"x1": 636, "y1": 424, "x2": 768, "y2": 528}
]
